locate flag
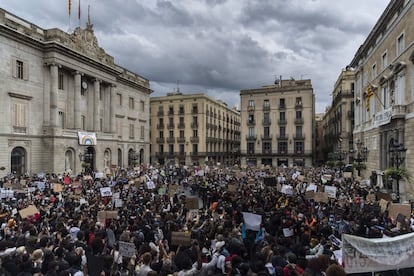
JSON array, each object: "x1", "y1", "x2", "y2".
[
  {"x1": 78, "y1": 0, "x2": 81, "y2": 20},
  {"x1": 365, "y1": 84, "x2": 374, "y2": 111},
  {"x1": 68, "y1": 0, "x2": 72, "y2": 17}
]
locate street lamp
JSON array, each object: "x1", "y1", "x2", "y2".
[
  {"x1": 354, "y1": 139, "x2": 369, "y2": 176},
  {"x1": 388, "y1": 140, "x2": 407, "y2": 202},
  {"x1": 336, "y1": 146, "x2": 347, "y2": 170}
]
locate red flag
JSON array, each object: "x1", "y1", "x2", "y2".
[{"x1": 78, "y1": 0, "x2": 81, "y2": 20}]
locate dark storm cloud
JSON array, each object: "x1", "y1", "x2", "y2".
[{"x1": 0, "y1": 0, "x2": 389, "y2": 112}]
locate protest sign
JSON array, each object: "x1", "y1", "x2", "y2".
[
  {"x1": 324, "y1": 185, "x2": 337, "y2": 198},
  {"x1": 280, "y1": 184, "x2": 293, "y2": 196},
  {"x1": 342, "y1": 233, "x2": 414, "y2": 273},
  {"x1": 376, "y1": 191, "x2": 392, "y2": 202},
  {"x1": 100, "y1": 187, "x2": 112, "y2": 197},
  {"x1": 53, "y1": 183, "x2": 63, "y2": 193},
  {"x1": 242, "y1": 212, "x2": 262, "y2": 231},
  {"x1": 343, "y1": 172, "x2": 352, "y2": 179},
  {"x1": 0, "y1": 189, "x2": 14, "y2": 199},
  {"x1": 115, "y1": 199, "x2": 123, "y2": 208},
  {"x1": 306, "y1": 183, "x2": 317, "y2": 192},
  {"x1": 36, "y1": 181, "x2": 45, "y2": 191},
  {"x1": 19, "y1": 205, "x2": 39, "y2": 219},
  {"x1": 305, "y1": 191, "x2": 315, "y2": 200},
  {"x1": 171, "y1": 232, "x2": 192, "y2": 246},
  {"x1": 98, "y1": 211, "x2": 118, "y2": 220},
  {"x1": 227, "y1": 184, "x2": 237, "y2": 192},
  {"x1": 95, "y1": 172, "x2": 104, "y2": 179},
  {"x1": 119, "y1": 241, "x2": 136, "y2": 257},
  {"x1": 314, "y1": 192, "x2": 329, "y2": 203},
  {"x1": 169, "y1": 184, "x2": 178, "y2": 197},
  {"x1": 283, "y1": 228, "x2": 294, "y2": 237},
  {"x1": 185, "y1": 197, "x2": 199, "y2": 210},
  {"x1": 388, "y1": 203, "x2": 411, "y2": 219},
  {"x1": 366, "y1": 193, "x2": 376, "y2": 202},
  {"x1": 379, "y1": 199, "x2": 389, "y2": 214}
]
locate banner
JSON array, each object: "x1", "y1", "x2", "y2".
[
  {"x1": 342, "y1": 233, "x2": 414, "y2": 273},
  {"x1": 78, "y1": 131, "x2": 97, "y2": 145}
]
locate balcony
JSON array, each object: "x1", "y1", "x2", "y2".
[
  {"x1": 263, "y1": 105, "x2": 270, "y2": 111},
  {"x1": 167, "y1": 123, "x2": 175, "y2": 129},
  {"x1": 278, "y1": 119, "x2": 287, "y2": 125},
  {"x1": 261, "y1": 134, "x2": 272, "y2": 140},
  {"x1": 157, "y1": 110, "x2": 164, "y2": 116},
  {"x1": 177, "y1": 137, "x2": 186, "y2": 143},
  {"x1": 247, "y1": 106, "x2": 255, "y2": 112},
  {"x1": 279, "y1": 104, "x2": 286, "y2": 110},
  {"x1": 247, "y1": 119, "x2": 256, "y2": 126},
  {"x1": 179, "y1": 109, "x2": 185, "y2": 115},
  {"x1": 262, "y1": 149, "x2": 272, "y2": 155},
  {"x1": 166, "y1": 137, "x2": 175, "y2": 143},
  {"x1": 246, "y1": 134, "x2": 257, "y2": 140},
  {"x1": 168, "y1": 110, "x2": 174, "y2": 116},
  {"x1": 295, "y1": 102, "x2": 303, "y2": 109},
  {"x1": 190, "y1": 136, "x2": 199, "y2": 143},
  {"x1": 277, "y1": 134, "x2": 288, "y2": 140},
  {"x1": 157, "y1": 123, "x2": 165, "y2": 129},
  {"x1": 191, "y1": 122, "x2": 199, "y2": 128},
  {"x1": 190, "y1": 152, "x2": 199, "y2": 156},
  {"x1": 192, "y1": 108, "x2": 198, "y2": 114},
  {"x1": 262, "y1": 119, "x2": 271, "y2": 126},
  {"x1": 294, "y1": 134, "x2": 305, "y2": 140},
  {"x1": 155, "y1": 152, "x2": 165, "y2": 157},
  {"x1": 294, "y1": 118, "x2": 304, "y2": 124},
  {"x1": 178, "y1": 123, "x2": 185, "y2": 129},
  {"x1": 156, "y1": 137, "x2": 165, "y2": 143},
  {"x1": 392, "y1": 104, "x2": 407, "y2": 119},
  {"x1": 278, "y1": 151, "x2": 287, "y2": 155}
]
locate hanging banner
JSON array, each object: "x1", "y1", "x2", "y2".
[
  {"x1": 342, "y1": 233, "x2": 414, "y2": 273},
  {"x1": 78, "y1": 131, "x2": 97, "y2": 145}
]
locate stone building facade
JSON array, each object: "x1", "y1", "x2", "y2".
[
  {"x1": 0, "y1": 9, "x2": 151, "y2": 177},
  {"x1": 240, "y1": 79, "x2": 315, "y2": 167},
  {"x1": 150, "y1": 92, "x2": 240, "y2": 167},
  {"x1": 349, "y1": 0, "x2": 414, "y2": 201}
]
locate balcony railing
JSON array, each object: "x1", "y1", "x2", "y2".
[
  {"x1": 167, "y1": 123, "x2": 175, "y2": 129},
  {"x1": 247, "y1": 106, "x2": 255, "y2": 112},
  {"x1": 157, "y1": 110, "x2": 164, "y2": 116},
  {"x1": 279, "y1": 104, "x2": 286, "y2": 110},
  {"x1": 261, "y1": 134, "x2": 272, "y2": 140},
  {"x1": 294, "y1": 134, "x2": 305, "y2": 140},
  {"x1": 263, "y1": 105, "x2": 270, "y2": 111},
  {"x1": 168, "y1": 110, "x2": 174, "y2": 115},
  {"x1": 190, "y1": 136, "x2": 199, "y2": 143},
  {"x1": 178, "y1": 123, "x2": 185, "y2": 129},
  {"x1": 166, "y1": 137, "x2": 175, "y2": 143},
  {"x1": 156, "y1": 137, "x2": 165, "y2": 143},
  {"x1": 157, "y1": 123, "x2": 165, "y2": 129},
  {"x1": 262, "y1": 119, "x2": 271, "y2": 126},
  {"x1": 278, "y1": 119, "x2": 287, "y2": 125},
  {"x1": 277, "y1": 134, "x2": 288, "y2": 140},
  {"x1": 177, "y1": 137, "x2": 186, "y2": 143},
  {"x1": 295, "y1": 102, "x2": 303, "y2": 109},
  {"x1": 294, "y1": 118, "x2": 304, "y2": 124},
  {"x1": 247, "y1": 119, "x2": 256, "y2": 126},
  {"x1": 246, "y1": 134, "x2": 257, "y2": 140},
  {"x1": 191, "y1": 122, "x2": 199, "y2": 128}
]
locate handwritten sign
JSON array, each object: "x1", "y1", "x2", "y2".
[
  {"x1": 119, "y1": 241, "x2": 136, "y2": 257},
  {"x1": 19, "y1": 205, "x2": 39, "y2": 219},
  {"x1": 171, "y1": 232, "x2": 192, "y2": 246},
  {"x1": 185, "y1": 197, "x2": 199, "y2": 210}
]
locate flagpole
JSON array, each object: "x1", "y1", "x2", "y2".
[
  {"x1": 68, "y1": 0, "x2": 72, "y2": 32},
  {"x1": 368, "y1": 82, "x2": 385, "y2": 109},
  {"x1": 78, "y1": 0, "x2": 81, "y2": 28}
]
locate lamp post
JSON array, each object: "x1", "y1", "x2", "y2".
[
  {"x1": 336, "y1": 146, "x2": 347, "y2": 170},
  {"x1": 389, "y1": 140, "x2": 407, "y2": 202},
  {"x1": 354, "y1": 139, "x2": 369, "y2": 177}
]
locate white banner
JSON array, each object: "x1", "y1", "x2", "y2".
[
  {"x1": 242, "y1": 212, "x2": 262, "y2": 231},
  {"x1": 342, "y1": 233, "x2": 414, "y2": 273},
  {"x1": 78, "y1": 131, "x2": 97, "y2": 145}
]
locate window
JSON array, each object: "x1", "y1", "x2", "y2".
[
  {"x1": 193, "y1": 116, "x2": 198, "y2": 124},
  {"x1": 264, "y1": 126, "x2": 270, "y2": 137},
  {"x1": 397, "y1": 33, "x2": 405, "y2": 56},
  {"x1": 129, "y1": 97, "x2": 134, "y2": 109},
  {"x1": 16, "y1": 60, "x2": 24, "y2": 79},
  {"x1": 382, "y1": 86, "x2": 389, "y2": 108},
  {"x1": 81, "y1": 116, "x2": 86, "y2": 130},
  {"x1": 117, "y1": 94, "x2": 122, "y2": 106},
  {"x1": 169, "y1": 144, "x2": 174, "y2": 154},
  {"x1": 296, "y1": 125, "x2": 303, "y2": 136},
  {"x1": 248, "y1": 100, "x2": 255, "y2": 107},
  {"x1": 278, "y1": 141, "x2": 287, "y2": 154},
  {"x1": 169, "y1": 105, "x2": 174, "y2": 115},
  {"x1": 12, "y1": 102, "x2": 27, "y2": 133},
  {"x1": 140, "y1": 100, "x2": 145, "y2": 111},
  {"x1": 180, "y1": 130, "x2": 185, "y2": 138},
  {"x1": 140, "y1": 126, "x2": 144, "y2": 139},
  {"x1": 159, "y1": 131, "x2": 164, "y2": 138},
  {"x1": 169, "y1": 130, "x2": 174, "y2": 138},
  {"x1": 159, "y1": 144, "x2": 164, "y2": 153},
  {"x1": 179, "y1": 144, "x2": 185, "y2": 155},
  {"x1": 58, "y1": 72, "x2": 64, "y2": 90},
  {"x1": 295, "y1": 141, "x2": 304, "y2": 154},
  {"x1": 193, "y1": 129, "x2": 198, "y2": 137},
  {"x1": 263, "y1": 99, "x2": 270, "y2": 108},
  {"x1": 99, "y1": 118, "x2": 103, "y2": 131},
  {"x1": 263, "y1": 142, "x2": 271, "y2": 153},
  {"x1": 179, "y1": 105, "x2": 185, "y2": 115},
  {"x1": 279, "y1": 126, "x2": 286, "y2": 137},
  {"x1": 263, "y1": 112, "x2": 270, "y2": 123},
  {"x1": 296, "y1": 110, "x2": 302, "y2": 119},
  {"x1": 192, "y1": 144, "x2": 198, "y2": 154},
  {"x1": 381, "y1": 52, "x2": 388, "y2": 70},
  {"x1": 169, "y1": 117, "x2": 174, "y2": 127},
  {"x1": 58, "y1": 111, "x2": 65, "y2": 128},
  {"x1": 192, "y1": 104, "x2": 198, "y2": 114},
  {"x1": 129, "y1": 123, "x2": 134, "y2": 138},
  {"x1": 179, "y1": 117, "x2": 184, "y2": 125},
  {"x1": 279, "y1": 111, "x2": 285, "y2": 121},
  {"x1": 247, "y1": 142, "x2": 255, "y2": 154},
  {"x1": 159, "y1": 118, "x2": 164, "y2": 126},
  {"x1": 295, "y1": 97, "x2": 302, "y2": 105},
  {"x1": 372, "y1": 63, "x2": 377, "y2": 79},
  {"x1": 248, "y1": 127, "x2": 255, "y2": 137},
  {"x1": 248, "y1": 114, "x2": 255, "y2": 124},
  {"x1": 279, "y1": 98, "x2": 285, "y2": 107}
]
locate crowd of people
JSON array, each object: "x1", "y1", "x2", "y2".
[{"x1": 0, "y1": 164, "x2": 413, "y2": 276}]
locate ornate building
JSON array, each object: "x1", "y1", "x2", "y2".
[
  {"x1": 0, "y1": 9, "x2": 151, "y2": 177},
  {"x1": 240, "y1": 79, "x2": 315, "y2": 167},
  {"x1": 150, "y1": 92, "x2": 240, "y2": 166},
  {"x1": 349, "y1": 0, "x2": 414, "y2": 201}
]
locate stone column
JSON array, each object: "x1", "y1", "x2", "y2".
[
  {"x1": 110, "y1": 84, "x2": 116, "y2": 133},
  {"x1": 93, "y1": 79, "x2": 101, "y2": 131},
  {"x1": 50, "y1": 64, "x2": 59, "y2": 127},
  {"x1": 74, "y1": 72, "x2": 82, "y2": 129}
]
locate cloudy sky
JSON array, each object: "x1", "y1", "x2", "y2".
[{"x1": 1, "y1": 0, "x2": 390, "y2": 112}]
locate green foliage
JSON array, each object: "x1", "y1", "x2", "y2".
[
  {"x1": 353, "y1": 162, "x2": 366, "y2": 171},
  {"x1": 384, "y1": 167, "x2": 409, "y2": 181},
  {"x1": 336, "y1": 161, "x2": 345, "y2": 168},
  {"x1": 326, "y1": 160, "x2": 335, "y2": 168},
  {"x1": 81, "y1": 162, "x2": 91, "y2": 168}
]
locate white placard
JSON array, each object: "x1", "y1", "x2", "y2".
[
  {"x1": 324, "y1": 185, "x2": 337, "y2": 198},
  {"x1": 100, "y1": 187, "x2": 112, "y2": 197},
  {"x1": 242, "y1": 212, "x2": 262, "y2": 231},
  {"x1": 118, "y1": 241, "x2": 136, "y2": 257}
]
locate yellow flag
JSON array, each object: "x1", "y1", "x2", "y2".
[{"x1": 365, "y1": 85, "x2": 374, "y2": 111}]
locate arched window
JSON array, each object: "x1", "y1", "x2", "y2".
[{"x1": 11, "y1": 147, "x2": 26, "y2": 176}]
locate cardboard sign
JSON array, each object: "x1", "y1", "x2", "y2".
[
  {"x1": 19, "y1": 205, "x2": 39, "y2": 219},
  {"x1": 314, "y1": 192, "x2": 329, "y2": 203},
  {"x1": 305, "y1": 191, "x2": 315, "y2": 200},
  {"x1": 228, "y1": 184, "x2": 237, "y2": 192},
  {"x1": 366, "y1": 194, "x2": 376, "y2": 202},
  {"x1": 298, "y1": 175, "x2": 305, "y2": 182},
  {"x1": 53, "y1": 183, "x2": 63, "y2": 193},
  {"x1": 171, "y1": 231, "x2": 192, "y2": 246},
  {"x1": 115, "y1": 199, "x2": 123, "y2": 208},
  {"x1": 379, "y1": 199, "x2": 389, "y2": 214},
  {"x1": 98, "y1": 211, "x2": 118, "y2": 219},
  {"x1": 389, "y1": 204, "x2": 411, "y2": 219},
  {"x1": 119, "y1": 241, "x2": 136, "y2": 257},
  {"x1": 324, "y1": 186, "x2": 337, "y2": 198},
  {"x1": 343, "y1": 172, "x2": 352, "y2": 179},
  {"x1": 185, "y1": 197, "x2": 199, "y2": 210},
  {"x1": 376, "y1": 192, "x2": 392, "y2": 202}
]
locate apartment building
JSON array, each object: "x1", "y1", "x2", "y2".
[
  {"x1": 240, "y1": 79, "x2": 315, "y2": 167},
  {"x1": 349, "y1": 0, "x2": 414, "y2": 201},
  {"x1": 323, "y1": 69, "x2": 355, "y2": 165},
  {"x1": 150, "y1": 92, "x2": 240, "y2": 166},
  {"x1": 0, "y1": 9, "x2": 151, "y2": 177}
]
